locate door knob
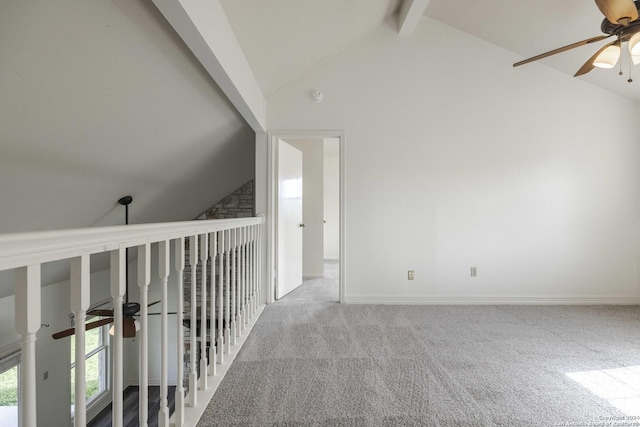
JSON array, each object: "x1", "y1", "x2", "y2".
[{"x1": 299, "y1": 223, "x2": 305, "y2": 228}]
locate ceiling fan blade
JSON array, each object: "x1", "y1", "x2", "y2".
[
  {"x1": 513, "y1": 35, "x2": 612, "y2": 67},
  {"x1": 87, "y1": 309, "x2": 114, "y2": 317},
  {"x1": 52, "y1": 318, "x2": 114, "y2": 340},
  {"x1": 574, "y1": 40, "x2": 619, "y2": 76},
  {"x1": 595, "y1": 0, "x2": 638, "y2": 25}
]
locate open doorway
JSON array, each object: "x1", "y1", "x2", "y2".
[{"x1": 269, "y1": 131, "x2": 344, "y2": 304}]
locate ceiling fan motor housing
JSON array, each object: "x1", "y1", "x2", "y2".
[
  {"x1": 601, "y1": 1, "x2": 640, "y2": 40},
  {"x1": 123, "y1": 302, "x2": 141, "y2": 317}
]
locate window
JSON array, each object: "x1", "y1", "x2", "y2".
[
  {"x1": 0, "y1": 349, "x2": 20, "y2": 427},
  {"x1": 70, "y1": 324, "x2": 109, "y2": 415}
]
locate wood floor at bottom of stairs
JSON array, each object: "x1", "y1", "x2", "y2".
[{"x1": 88, "y1": 385, "x2": 177, "y2": 427}]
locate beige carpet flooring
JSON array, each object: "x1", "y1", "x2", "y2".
[{"x1": 199, "y1": 274, "x2": 639, "y2": 426}]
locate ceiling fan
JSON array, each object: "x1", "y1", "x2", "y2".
[
  {"x1": 52, "y1": 195, "x2": 162, "y2": 340},
  {"x1": 51, "y1": 300, "x2": 162, "y2": 340},
  {"x1": 514, "y1": 0, "x2": 640, "y2": 77}
]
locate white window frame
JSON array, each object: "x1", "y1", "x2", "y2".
[{"x1": 70, "y1": 318, "x2": 111, "y2": 421}]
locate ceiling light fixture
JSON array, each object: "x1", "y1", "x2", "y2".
[
  {"x1": 109, "y1": 319, "x2": 140, "y2": 337},
  {"x1": 629, "y1": 30, "x2": 640, "y2": 54},
  {"x1": 594, "y1": 40, "x2": 622, "y2": 67},
  {"x1": 513, "y1": 0, "x2": 640, "y2": 83}
]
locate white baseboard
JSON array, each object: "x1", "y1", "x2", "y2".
[{"x1": 345, "y1": 294, "x2": 640, "y2": 305}]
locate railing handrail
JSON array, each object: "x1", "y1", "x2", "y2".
[{"x1": 0, "y1": 216, "x2": 263, "y2": 271}]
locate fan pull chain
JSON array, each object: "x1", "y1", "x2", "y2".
[
  {"x1": 629, "y1": 56, "x2": 633, "y2": 83},
  {"x1": 620, "y1": 48, "x2": 624, "y2": 76}
]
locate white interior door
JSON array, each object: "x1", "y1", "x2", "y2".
[{"x1": 277, "y1": 139, "x2": 303, "y2": 299}]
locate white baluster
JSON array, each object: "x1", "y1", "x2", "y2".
[
  {"x1": 230, "y1": 229, "x2": 237, "y2": 344},
  {"x1": 174, "y1": 238, "x2": 185, "y2": 427},
  {"x1": 217, "y1": 230, "x2": 225, "y2": 362},
  {"x1": 248, "y1": 225, "x2": 254, "y2": 319},
  {"x1": 188, "y1": 236, "x2": 198, "y2": 406},
  {"x1": 15, "y1": 264, "x2": 40, "y2": 427},
  {"x1": 208, "y1": 232, "x2": 217, "y2": 376},
  {"x1": 237, "y1": 228, "x2": 243, "y2": 335},
  {"x1": 243, "y1": 227, "x2": 249, "y2": 325},
  {"x1": 224, "y1": 230, "x2": 231, "y2": 354},
  {"x1": 70, "y1": 256, "x2": 90, "y2": 427},
  {"x1": 110, "y1": 249, "x2": 125, "y2": 427},
  {"x1": 199, "y1": 234, "x2": 208, "y2": 391},
  {"x1": 137, "y1": 244, "x2": 150, "y2": 427},
  {"x1": 257, "y1": 223, "x2": 262, "y2": 309},
  {"x1": 158, "y1": 240, "x2": 170, "y2": 427},
  {"x1": 253, "y1": 224, "x2": 258, "y2": 314}
]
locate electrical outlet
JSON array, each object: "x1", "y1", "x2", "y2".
[
  {"x1": 408, "y1": 270, "x2": 415, "y2": 280},
  {"x1": 470, "y1": 267, "x2": 477, "y2": 277}
]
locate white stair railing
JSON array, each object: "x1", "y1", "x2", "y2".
[{"x1": 0, "y1": 216, "x2": 264, "y2": 427}]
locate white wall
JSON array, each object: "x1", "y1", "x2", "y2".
[
  {"x1": 254, "y1": 133, "x2": 270, "y2": 303},
  {"x1": 323, "y1": 138, "x2": 340, "y2": 260},
  {"x1": 268, "y1": 17, "x2": 640, "y2": 303},
  {"x1": 0, "y1": 0, "x2": 255, "y2": 235},
  {"x1": 286, "y1": 139, "x2": 325, "y2": 278}
]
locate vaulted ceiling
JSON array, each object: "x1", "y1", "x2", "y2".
[
  {"x1": 219, "y1": 0, "x2": 403, "y2": 98},
  {"x1": 219, "y1": 0, "x2": 640, "y2": 103},
  {"x1": 427, "y1": 0, "x2": 640, "y2": 102}
]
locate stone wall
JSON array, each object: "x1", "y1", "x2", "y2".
[{"x1": 195, "y1": 180, "x2": 254, "y2": 220}]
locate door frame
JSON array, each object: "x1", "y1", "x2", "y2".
[{"x1": 267, "y1": 130, "x2": 346, "y2": 304}]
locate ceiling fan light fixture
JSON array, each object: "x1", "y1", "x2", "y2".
[
  {"x1": 595, "y1": 0, "x2": 639, "y2": 26},
  {"x1": 109, "y1": 319, "x2": 141, "y2": 337},
  {"x1": 629, "y1": 32, "x2": 640, "y2": 56},
  {"x1": 593, "y1": 41, "x2": 621, "y2": 68}
]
